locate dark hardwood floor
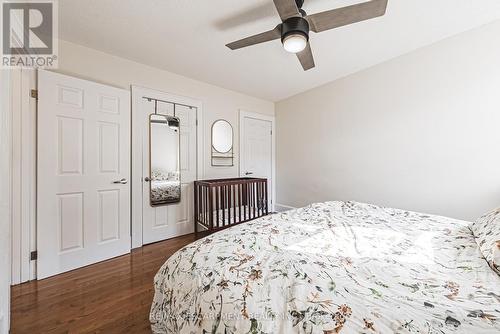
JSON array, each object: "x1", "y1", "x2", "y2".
[{"x1": 10, "y1": 234, "x2": 196, "y2": 334}]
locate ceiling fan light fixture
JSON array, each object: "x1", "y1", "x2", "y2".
[
  {"x1": 280, "y1": 16, "x2": 310, "y2": 54},
  {"x1": 283, "y1": 33, "x2": 307, "y2": 53}
]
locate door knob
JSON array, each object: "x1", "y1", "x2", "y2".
[
  {"x1": 113, "y1": 178, "x2": 128, "y2": 184},
  {"x1": 144, "y1": 177, "x2": 151, "y2": 182},
  {"x1": 245, "y1": 172, "x2": 253, "y2": 176}
]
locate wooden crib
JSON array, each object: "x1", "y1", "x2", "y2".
[{"x1": 194, "y1": 177, "x2": 269, "y2": 235}]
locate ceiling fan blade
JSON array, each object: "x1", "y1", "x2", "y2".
[
  {"x1": 226, "y1": 25, "x2": 282, "y2": 50},
  {"x1": 273, "y1": 0, "x2": 301, "y2": 21},
  {"x1": 306, "y1": 0, "x2": 388, "y2": 33},
  {"x1": 297, "y1": 43, "x2": 315, "y2": 71}
]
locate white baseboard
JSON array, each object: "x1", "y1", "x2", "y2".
[{"x1": 274, "y1": 203, "x2": 296, "y2": 212}]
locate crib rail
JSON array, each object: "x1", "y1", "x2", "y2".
[{"x1": 194, "y1": 177, "x2": 268, "y2": 235}]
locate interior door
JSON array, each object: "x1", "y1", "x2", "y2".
[
  {"x1": 142, "y1": 100, "x2": 197, "y2": 244},
  {"x1": 37, "y1": 70, "x2": 131, "y2": 279},
  {"x1": 241, "y1": 115, "x2": 273, "y2": 209}
]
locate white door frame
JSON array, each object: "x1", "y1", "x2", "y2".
[
  {"x1": 10, "y1": 69, "x2": 37, "y2": 284},
  {"x1": 131, "y1": 86, "x2": 204, "y2": 248},
  {"x1": 1, "y1": 67, "x2": 13, "y2": 333},
  {"x1": 239, "y1": 110, "x2": 276, "y2": 212}
]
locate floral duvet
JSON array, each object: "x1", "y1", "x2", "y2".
[{"x1": 150, "y1": 201, "x2": 500, "y2": 333}]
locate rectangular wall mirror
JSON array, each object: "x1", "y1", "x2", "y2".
[{"x1": 149, "y1": 114, "x2": 181, "y2": 206}]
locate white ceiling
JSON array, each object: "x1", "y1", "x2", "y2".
[{"x1": 59, "y1": 0, "x2": 500, "y2": 102}]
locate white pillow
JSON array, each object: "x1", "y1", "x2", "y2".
[{"x1": 471, "y1": 207, "x2": 500, "y2": 273}]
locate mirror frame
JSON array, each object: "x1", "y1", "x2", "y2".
[
  {"x1": 211, "y1": 119, "x2": 233, "y2": 153},
  {"x1": 211, "y1": 119, "x2": 234, "y2": 167},
  {"x1": 148, "y1": 113, "x2": 181, "y2": 206}
]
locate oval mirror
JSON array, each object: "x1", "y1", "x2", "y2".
[{"x1": 212, "y1": 120, "x2": 233, "y2": 153}]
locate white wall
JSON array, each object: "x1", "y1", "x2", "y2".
[
  {"x1": 56, "y1": 40, "x2": 275, "y2": 179},
  {"x1": 276, "y1": 21, "x2": 500, "y2": 221},
  {"x1": 0, "y1": 69, "x2": 12, "y2": 333}
]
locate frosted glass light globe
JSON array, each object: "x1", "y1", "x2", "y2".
[{"x1": 283, "y1": 34, "x2": 307, "y2": 53}]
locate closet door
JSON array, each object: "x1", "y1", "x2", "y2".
[
  {"x1": 37, "y1": 70, "x2": 131, "y2": 279},
  {"x1": 142, "y1": 100, "x2": 197, "y2": 244},
  {"x1": 240, "y1": 113, "x2": 274, "y2": 210}
]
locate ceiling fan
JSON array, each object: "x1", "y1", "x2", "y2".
[{"x1": 226, "y1": 0, "x2": 388, "y2": 71}]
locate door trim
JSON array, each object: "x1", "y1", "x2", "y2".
[
  {"x1": 1, "y1": 66, "x2": 12, "y2": 332},
  {"x1": 239, "y1": 110, "x2": 276, "y2": 212},
  {"x1": 131, "y1": 86, "x2": 204, "y2": 248},
  {"x1": 10, "y1": 69, "x2": 37, "y2": 284}
]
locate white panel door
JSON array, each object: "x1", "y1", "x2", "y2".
[
  {"x1": 37, "y1": 70, "x2": 131, "y2": 279},
  {"x1": 142, "y1": 101, "x2": 197, "y2": 244},
  {"x1": 241, "y1": 115, "x2": 273, "y2": 208}
]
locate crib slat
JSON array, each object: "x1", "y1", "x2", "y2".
[
  {"x1": 194, "y1": 182, "x2": 198, "y2": 233},
  {"x1": 253, "y1": 182, "x2": 257, "y2": 218},
  {"x1": 252, "y1": 182, "x2": 255, "y2": 219},
  {"x1": 201, "y1": 186, "x2": 207, "y2": 225},
  {"x1": 215, "y1": 185, "x2": 220, "y2": 228},
  {"x1": 229, "y1": 185, "x2": 232, "y2": 225},
  {"x1": 226, "y1": 184, "x2": 230, "y2": 226},
  {"x1": 206, "y1": 186, "x2": 209, "y2": 227},
  {"x1": 224, "y1": 186, "x2": 229, "y2": 226},
  {"x1": 257, "y1": 181, "x2": 260, "y2": 217},
  {"x1": 206, "y1": 186, "x2": 209, "y2": 228},
  {"x1": 228, "y1": 184, "x2": 232, "y2": 225},
  {"x1": 247, "y1": 182, "x2": 251, "y2": 219},
  {"x1": 207, "y1": 185, "x2": 210, "y2": 228},
  {"x1": 258, "y1": 181, "x2": 261, "y2": 217},
  {"x1": 256, "y1": 182, "x2": 259, "y2": 217},
  {"x1": 264, "y1": 180, "x2": 268, "y2": 214},
  {"x1": 257, "y1": 182, "x2": 262, "y2": 217},
  {"x1": 200, "y1": 184, "x2": 203, "y2": 226},
  {"x1": 199, "y1": 185, "x2": 202, "y2": 226},
  {"x1": 243, "y1": 183, "x2": 246, "y2": 221},
  {"x1": 226, "y1": 184, "x2": 229, "y2": 226},
  {"x1": 222, "y1": 184, "x2": 225, "y2": 228},
  {"x1": 248, "y1": 182, "x2": 252, "y2": 220},
  {"x1": 231, "y1": 184, "x2": 235, "y2": 224},
  {"x1": 238, "y1": 184, "x2": 242, "y2": 223},
  {"x1": 264, "y1": 181, "x2": 267, "y2": 214},
  {"x1": 262, "y1": 181, "x2": 265, "y2": 215},
  {"x1": 200, "y1": 185, "x2": 204, "y2": 226},
  {"x1": 202, "y1": 185, "x2": 205, "y2": 226},
  {"x1": 225, "y1": 184, "x2": 229, "y2": 226},
  {"x1": 208, "y1": 186, "x2": 213, "y2": 230},
  {"x1": 256, "y1": 181, "x2": 259, "y2": 217},
  {"x1": 229, "y1": 184, "x2": 233, "y2": 225},
  {"x1": 244, "y1": 183, "x2": 247, "y2": 221}
]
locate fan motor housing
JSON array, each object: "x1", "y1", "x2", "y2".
[{"x1": 281, "y1": 17, "x2": 310, "y2": 42}]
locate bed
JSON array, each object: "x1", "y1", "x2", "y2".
[{"x1": 150, "y1": 201, "x2": 500, "y2": 333}]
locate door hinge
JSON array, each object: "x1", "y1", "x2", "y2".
[
  {"x1": 195, "y1": 119, "x2": 198, "y2": 126},
  {"x1": 270, "y1": 130, "x2": 272, "y2": 135},
  {"x1": 30, "y1": 89, "x2": 38, "y2": 100},
  {"x1": 30, "y1": 250, "x2": 38, "y2": 261}
]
